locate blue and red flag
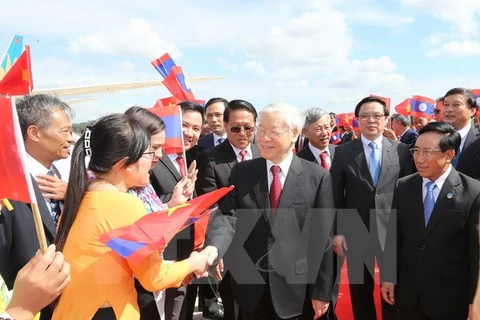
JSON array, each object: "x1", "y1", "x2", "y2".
[
  {"x1": 394, "y1": 98, "x2": 411, "y2": 116},
  {"x1": 330, "y1": 131, "x2": 342, "y2": 145},
  {"x1": 151, "y1": 53, "x2": 176, "y2": 79},
  {"x1": 99, "y1": 186, "x2": 234, "y2": 265},
  {"x1": 410, "y1": 95, "x2": 435, "y2": 119},
  {"x1": 162, "y1": 66, "x2": 195, "y2": 101},
  {"x1": 471, "y1": 89, "x2": 480, "y2": 116},
  {"x1": 148, "y1": 104, "x2": 183, "y2": 155}
]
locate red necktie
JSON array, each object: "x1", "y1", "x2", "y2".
[
  {"x1": 269, "y1": 165, "x2": 282, "y2": 218},
  {"x1": 176, "y1": 156, "x2": 186, "y2": 178},
  {"x1": 319, "y1": 151, "x2": 330, "y2": 170},
  {"x1": 239, "y1": 150, "x2": 247, "y2": 162}
]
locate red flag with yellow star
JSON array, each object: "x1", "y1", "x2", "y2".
[
  {"x1": 394, "y1": 98, "x2": 412, "y2": 116},
  {"x1": 99, "y1": 186, "x2": 234, "y2": 265},
  {"x1": 0, "y1": 45, "x2": 33, "y2": 96}
]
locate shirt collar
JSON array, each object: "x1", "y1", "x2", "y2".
[
  {"x1": 26, "y1": 153, "x2": 52, "y2": 176},
  {"x1": 361, "y1": 135, "x2": 383, "y2": 150},
  {"x1": 213, "y1": 132, "x2": 227, "y2": 143},
  {"x1": 308, "y1": 142, "x2": 330, "y2": 160},
  {"x1": 230, "y1": 142, "x2": 253, "y2": 158},
  {"x1": 457, "y1": 121, "x2": 471, "y2": 139},
  {"x1": 266, "y1": 151, "x2": 294, "y2": 176},
  {"x1": 422, "y1": 164, "x2": 452, "y2": 191}
]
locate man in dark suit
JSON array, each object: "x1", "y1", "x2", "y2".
[
  {"x1": 296, "y1": 108, "x2": 337, "y2": 319},
  {"x1": 206, "y1": 102, "x2": 335, "y2": 320},
  {"x1": 330, "y1": 96, "x2": 415, "y2": 320},
  {"x1": 196, "y1": 99, "x2": 260, "y2": 320},
  {"x1": 381, "y1": 122, "x2": 480, "y2": 319},
  {"x1": 390, "y1": 114, "x2": 418, "y2": 149},
  {"x1": 442, "y1": 87, "x2": 480, "y2": 180},
  {"x1": 150, "y1": 101, "x2": 208, "y2": 320},
  {"x1": 0, "y1": 94, "x2": 74, "y2": 320},
  {"x1": 198, "y1": 98, "x2": 228, "y2": 150}
]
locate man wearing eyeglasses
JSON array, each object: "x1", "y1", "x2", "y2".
[
  {"x1": 205, "y1": 102, "x2": 335, "y2": 320},
  {"x1": 381, "y1": 122, "x2": 480, "y2": 319},
  {"x1": 197, "y1": 99, "x2": 260, "y2": 320},
  {"x1": 441, "y1": 87, "x2": 480, "y2": 180},
  {"x1": 330, "y1": 96, "x2": 414, "y2": 320}
]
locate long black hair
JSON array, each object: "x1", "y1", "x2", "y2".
[
  {"x1": 55, "y1": 113, "x2": 150, "y2": 252},
  {"x1": 124, "y1": 106, "x2": 165, "y2": 136}
]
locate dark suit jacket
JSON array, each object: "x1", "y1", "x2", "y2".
[
  {"x1": 399, "y1": 128, "x2": 418, "y2": 150},
  {"x1": 340, "y1": 131, "x2": 354, "y2": 144},
  {"x1": 296, "y1": 144, "x2": 336, "y2": 165},
  {"x1": 150, "y1": 148, "x2": 202, "y2": 260},
  {"x1": 382, "y1": 169, "x2": 480, "y2": 318},
  {"x1": 196, "y1": 141, "x2": 260, "y2": 196},
  {"x1": 198, "y1": 133, "x2": 215, "y2": 150},
  {"x1": 330, "y1": 137, "x2": 415, "y2": 251},
  {"x1": 206, "y1": 156, "x2": 335, "y2": 319},
  {"x1": 294, "y1": 136, "x2": 309, "y2": 153},
  {"x1": 456, "y1": 122, "x2": 480, "y2": 180},
  {"x1": 0, "y1": 177, "x2": 56, "y2": 288}
]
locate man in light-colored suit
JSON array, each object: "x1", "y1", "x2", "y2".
[
  {"x1": 206, "y1": 102, "x2": 335, "y2": 320},
  {"x1": 330, "y1": 96, "x2": 414, "y2": 320}
]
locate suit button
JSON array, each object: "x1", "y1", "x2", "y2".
[
  {"x1": 420, "y1": 245, "x2": 426, "y2": 250},
  {"x1": 268, "y1": 236, "x2": 275, "y2": 244}
]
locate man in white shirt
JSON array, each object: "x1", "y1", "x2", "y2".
[
  {"x1": 381, "y1": 122, "x2": 480, "y2": 319},
  {"x1": 442, "y1": 87, "x2": 480, "y2": 179},
  {"x1": 198, "y1": 98, "x2": 228, "y2": 150}
]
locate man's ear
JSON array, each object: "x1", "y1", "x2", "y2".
[
  {"x1": 446, "y1": 149, "x2": 455, "y2": 162},
  {"x1": 26, "y1": 125, "x2": 41, "y2": 142}
]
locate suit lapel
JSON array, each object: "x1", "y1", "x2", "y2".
[
  {"x1": 219, "y1": 142, "x2": 238, "y2": 170},
  {"x1": 459, "y1": 124, "x2": 480, "y2": 165},
  {"x1": 278, "y1": 156, "x2": 302, "y2": 209},
  {"x1": 305, "y1": 146, "x2": 318, "y2": 164},
  {"x1": 252, "y1": 158, "x2": 270, "y2": 214},
  {"x1": 159, "y1": 152, "x2": 182, "y2": 181},
  {"x1": 30, "y1": 176, "x2": 56, "y2": 238},
  {"x1": 251, "y1": 143, "x2": 261, "y2": 159},
  {"x1": 328, "y1": 144, "x2": 336, "y2": 160},
  {"x1": 377, "y1": 138, "x2": 394, "y2": 189},
  {"x1": 424, "y1": 169, "x2": 460, "y2": 237},
  {"x1": 352, "y1": 139, "x2": 374, "y2": 187},
  {"x1": 410, "y1": 175, "x2": 426, "y2": 234}
]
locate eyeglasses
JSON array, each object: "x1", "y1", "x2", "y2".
[
  {"x1": 229, "y1": 126, "x2": 255, "y2": 134},
  {"x1": 256, "y1": 128, "x2": 290, "y2": 139},
  {"x1": 359, "y1": 113, "x2": 385, "y2": 121},
  {"x1": 409, "y1": 148, "x2": 443, "y2": 157},
  {"x1": 142, "y1": 150, "x2": 156, "y2": 161}
]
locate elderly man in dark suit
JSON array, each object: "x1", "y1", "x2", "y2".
[
  {"x1": 0, "y1": 94, "x2": 74, "y2": 320},
  {"x1": 196, "y1": 99, "x2": 260, "y2": 320},
  {"x1": 206, "y1": 102, "x2": 335, "y2": 320},
  {"x1": 198, "y1": 98, "x2": 228, "y2": 150},
  {"x1": 330, "y1": 96, "x2": 415, "y2": 320},
  {"x1": 442, "y1": 87, "x2": 480, "y2": 180},
  {"x1": 390, "y1": 114, "x2": 418, "y2": 149},
  {"x1": 381, "y1": 122, "x2": 480, "y2": 319}
]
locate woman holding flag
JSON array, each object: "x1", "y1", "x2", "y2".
[{"x1": 52, "y1": 113, "x2": 215, "y2": 320}]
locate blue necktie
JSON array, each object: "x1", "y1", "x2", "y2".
[
  {"x1": 452, "y1": 149, "x2": 461, "y2": 168},
  {"x1": 47, "y1": 169, "x2": 61, "y2": 225},
  {"x1": 424, "y1": 181, "x2": 436, "y2": 227},
  {"x1": 368, "y1": 142, "x2": 381, "y2": 186},
  {"x1": 217, "y1": 137, "x2": 225, "y2": 145}
]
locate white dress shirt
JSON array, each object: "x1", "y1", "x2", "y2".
[
  {"x1": 308, "y1": 142, "x2": 332, "y2": 167},
  {"x1": 361, "y1": 135, "x2": 384, "y2": 167},
  {"x1": 167, "y1": 154, "x2": 183, "y2": 176},
  {"x1": 25, "y1": 153, "x2": 57, "y2": 215},
  {"x1": 230, "y1": 143, "x2": 253, "y2": 162},
  {"x1": 422, "y1": 165, "x2": 452, "y2": 203},
  {"x1": 266, "y1": 152, "x2": 294, "y2": 192},
  {"x1": 456, "y1": 121, "x2": 471, "y2": 154}
]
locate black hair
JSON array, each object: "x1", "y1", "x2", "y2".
[
  {"x1": 55, "y1": 113, "x2": 151, "y2": 252},
  {"x1": 205, "y1": 97, "x2": 228, "y2": 112},
  {"x1": 418, "y1": 122, "x2": 461, "y2": 154},
  {"x1": 124, "y1": 106, "x2": 165, "y2": 136},
  {"x1": 223, "y1": 99, "x2": 258, "y2": 123},
  {"x1": 443, "y1": 87, "x2": 478, "y2": 110},
  {"x1": 354, "y1": 97, "x2": 389, "y2": 118},
  {"x1": 179, "y1": 101, "x2": 205, "y2": 118}
]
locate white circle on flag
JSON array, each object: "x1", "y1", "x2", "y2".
[{"x1": 419, "y1": 103, "x2": 427, "y2": 112}]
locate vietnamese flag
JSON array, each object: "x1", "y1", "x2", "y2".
[
  {"x1": 148, "y1": 105, "x2": 184, "y2": 155},
  {"x1": 336, "y1": 112, "x2": 355, "y2": 127},
  {"x1": 410, "y1": 95, "x2": 435, "y2": 119},
  {"x1": 0, "y1": 45, "x2": 33, "y2": 96},
  {"x1": 99, "y1": 186, "x2": 234, "y2": 265},
  {"x1": 394, "y1": 98, "x2": 411, "y2": 116},
  {"x1": 153, "y1": 96, "x2": 181, "y2": 108},
  {"x1": 0, "y1": 97, "x2": 35, "y2": 202},
  {"x1": 370, "y1": 94, "x2": 391, "y2": 113}
]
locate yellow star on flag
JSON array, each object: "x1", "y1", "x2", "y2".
[
  {"x1": 405, "y1": 105, "x2": 411, "y2": 113},
  {"x1": 167, "y1": 203, "x2": 190, "y2": 216}
]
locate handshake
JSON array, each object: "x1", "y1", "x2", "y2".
[{"x1": 183, "y1": 246, "x2": 219, "y2": 285}]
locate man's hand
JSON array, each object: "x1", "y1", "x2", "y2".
[
  {"x1": 311, "y1": 299, "x2": 330, "y2": 319},
  {"x1": 381, "y1": 282, "x2": 395, "y2": 305},
  {"x1": 35, "y1": 174, "x2": 67, "y2": 201},
  {"x1": 168, "y1": 161, "x2": 198, "y2": 207},
  {"x1": 6, "y1": 244, "x2": 71, "y2": 319},
  {"x1": 212, "y1": 259, "x2": 224, "y2": 281},
  {"x1": 383, "y1": 128, "x2": 397, "y2": 140},
  {"x1": 333, "y1": 235, "x2": 348, "y2": 257}
]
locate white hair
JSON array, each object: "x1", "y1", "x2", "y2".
[{"x1": 257, "y1": 102, "x2": 303, "y2": 131}]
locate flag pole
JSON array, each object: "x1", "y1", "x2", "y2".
[
  {"x1": 31, "y1": 202, "x2": 48, "y2": 252},
  {"x1": 179, "y1": 105, "x2": 188, "y2": 175}
]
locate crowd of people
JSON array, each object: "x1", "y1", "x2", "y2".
[{"x1": 0, "y1": 87, "x2": 480, "y2": 320}]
